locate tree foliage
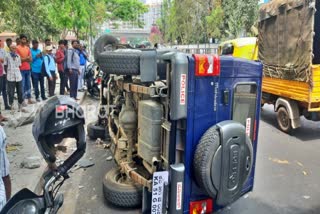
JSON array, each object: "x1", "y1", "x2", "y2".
[
  {"x1": 159, "y1": 0, "x2": 258, "y2": 44},
  {"x1": 0, "y1": 0, "x2": 60, "y2": 39},
  {"x1": 0, "y1": 0, "x2": 147, "y2": 40},
  {"x1": 206, "y1": 5, "x2": 224, "y2": 39},
  {"x1": 222, "y1": 0, "x2": 258, "y2": 38}
]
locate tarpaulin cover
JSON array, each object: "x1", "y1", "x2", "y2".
[{"x1": 258, "y1": 0, "x2": 316, "y2": 82}]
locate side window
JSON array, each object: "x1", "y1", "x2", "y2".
[
  {"x1": 232, "y1": 83, "x2": 258, "y2": 141},
  {"x1": 221, "y1": 43, "x2": 234, "y2": 55}
]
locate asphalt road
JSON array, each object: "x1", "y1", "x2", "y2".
[{"x1": 59, "y1": 102, "x2": 320, "y2": 214}]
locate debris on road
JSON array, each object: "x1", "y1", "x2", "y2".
[
  {"x1": 295, "y1": 161, "x2": 304, "y2": 167},
  {"x1": 96, "y1": 138, "x2": 103, "y2": 145},
  {"x1": 73, "y1": 158, "x2": 95, "y2": 171},
  {"x1": 106, "y1": 156, "x2": 113, "y2": 161},
  {"x1": 303, "y1": 195, "x2": 311, "y2": 199},
  {"x1": 79, "y1": 185, "x2": 84, "y2": 189},
  {"x1": 268, "y1": 157, "x2": 290, "y2": 164},
  {"x1": 6, "y1": 143, "x2": 23, "y2": 152},
  {"x1": 103, "y1": 143, "x2": 111, "y2": 149},
  {"x1": 20, "y1": 156, "x2": 41, "y2": 169},
  {"x1": 9, "y1": 142, "x2": 23, "y2": 147},
  {"x1": 302, "y1": 171, "x2": 308, "y2": 176},
  {"x1": 8, "y1": 112, "x2": 36, "y2": 128}
]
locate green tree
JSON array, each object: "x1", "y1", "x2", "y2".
[
  {"x1": 221, "y1": 0, "x2": 258, "y2": 38},
  {"x1": 159, "y1": 0, "x2": 218, "y2": 44},
  {"x1": 159, "y1": 0, "x2": 258, "y2": 44},
  {"x1": 0, "y1": 0, "x2": 147, "y2": 40},
  {"x1": 106, "y1": 0, "x2": 148, "y2": 27},
  {"x1": 0, "y1": 0, "x2": 60, "y2": 39},
  {"x1": 206, "y1": 5, "x2": 224, "y2": 39}
]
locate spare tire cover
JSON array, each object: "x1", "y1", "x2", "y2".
[{"x1": 193, "y1": 120, "x2": 253, "y2": 206}]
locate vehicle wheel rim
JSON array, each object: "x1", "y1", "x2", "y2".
[
  {"x1": 114, "y1": 172, "x2": 132, "y2": 185},
  {"x1": 279, "y1": 110, "x2": 289, "y2": 128}
]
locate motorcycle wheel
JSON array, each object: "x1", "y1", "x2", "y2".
[{"x1": 90, "y1": 85, "x2": 100, "y2": 100}]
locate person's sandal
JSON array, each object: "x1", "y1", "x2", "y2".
[{"x1": 28, "y1": 99, "x2": 36, "y2": 104}]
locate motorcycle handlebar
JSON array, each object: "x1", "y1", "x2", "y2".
[{"x1": 58, "y1": 149, "x2": 85, "y2": 176}]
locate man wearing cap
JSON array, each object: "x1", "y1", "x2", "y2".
[
  {"x1": 16, "y1": 34, "x2": 36, "y2": 104},
  {"x1": 43, "y1": 46, "x2": 57, "y2": 97}
]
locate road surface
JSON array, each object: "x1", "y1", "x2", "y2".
[{"x1": 59, "y1": 101, "x2": 320, "y2": 214}]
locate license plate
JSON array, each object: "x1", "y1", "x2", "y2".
[{"x1": 151, "y1": 171, "x2": 169, "y2": 214}]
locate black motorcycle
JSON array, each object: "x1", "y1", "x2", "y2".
[
  {"x1": 84, "y1": 63, "x2": 102, "y2": 99},
  {"x1": 0, "y1": 96, "x2": 86, "y2": 214}
]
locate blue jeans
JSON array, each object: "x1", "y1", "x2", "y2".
[
  {"x1": 21, "y1": 70, "x2": 32, "y2": 99},
  {"x1": 31, "y1": 72, "x2": 46, "y2": 99}
]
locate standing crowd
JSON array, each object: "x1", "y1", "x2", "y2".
[
  {"x1": 0, "y1": 34, "x2": 89, "y2": 211},
  {"x1": 0, "y1": 34, "x2": 89, "y2": 121}
]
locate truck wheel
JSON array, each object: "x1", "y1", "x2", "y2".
[
  {"x1": 97, "y1": 51, "x2": 140, "y2": 75},
  {"x1": 277, "y1": 106, "x2": 292, "y2": 133},
  {"x1": 87, "y1": 121, "x2": 106, "y2": 140},
  {"x1": 103, "y1": 168, "x2": 142, "y2": 208},
  {"x1": 193, "y1": 126, "x2": 220, "y2": 197},
  {"x1": 94, "y1": 35, "x2": 118, "y2": 63}
]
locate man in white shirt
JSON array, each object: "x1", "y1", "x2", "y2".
[{"x1": 0, "y1": 126, "x2": 10, "y2": 211}]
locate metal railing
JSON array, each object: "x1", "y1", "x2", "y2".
[{"x1": 177, "y1": 48, "x2": 218, "y2": 54}]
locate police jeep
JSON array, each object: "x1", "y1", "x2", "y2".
[{"x1": 88, "y1": 35, "x2": 263, "y2": 214}]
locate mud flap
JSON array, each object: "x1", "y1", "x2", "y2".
[
  {"x1": 214, "y1": 121, "x2": 253, "y2": 206},
  {"x1": 169, "y1": 164, "x2": 185, "y2": 214}
]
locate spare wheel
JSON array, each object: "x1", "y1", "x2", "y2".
[{"x1": 193, "y1": 121, "x2": 253, "y2": 206}]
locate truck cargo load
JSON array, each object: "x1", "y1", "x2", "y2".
[{"x1": 258, "y1": 0, "x2": 317, "y2": 82}]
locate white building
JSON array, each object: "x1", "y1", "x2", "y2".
[{"x1": 140, "y1": 0, "x2": 162, "y2": 30}]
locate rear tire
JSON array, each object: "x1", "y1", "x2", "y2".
[
  {"x1": 94, "y1": 35, "x2": 118, "y2": 62},
  {"x1": 87, "y1": 121, "x2": 106, "y2": 140},
  {"x1": 103, "y1": 168, "x2": 142, "y2": 208},
  {"x1": 277, "y1": 106, "x2": 292, "y2": 133},
  {"x1": 97, "y1": 51, "x2": 140, "y2": 75},
  {"x1": 88, "y1": 85, "x2": 100, "y2": 100},
  {"x1": 193, "y1": 126, "x2": 220, "y2": 197}
]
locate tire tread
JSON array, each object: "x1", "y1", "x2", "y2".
[{"x1": 103, "y1": 168, "x2": 142, "y2": 208}]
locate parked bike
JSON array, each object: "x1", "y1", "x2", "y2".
[
  {"x1": 0, "y1": 96, "x2": 86, "y2": 214},
  {"x1": 84, "y1": 63, "x2": 102, "y2": 99}
]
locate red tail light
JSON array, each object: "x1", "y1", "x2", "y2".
[
  {"x1": 189, "y1": 198, "x2": 213, "y2": 214},
  {"x1": 194, "y1": 54, "x2": 220, "y2": 77}
]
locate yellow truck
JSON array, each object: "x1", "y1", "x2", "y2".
[{"x1": 219, "y1": 0, "x2": 320, "y2": 133}]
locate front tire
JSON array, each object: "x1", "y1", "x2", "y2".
[{"x1": 103, "y1": 168, "x2": 142, "y2": 208}]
